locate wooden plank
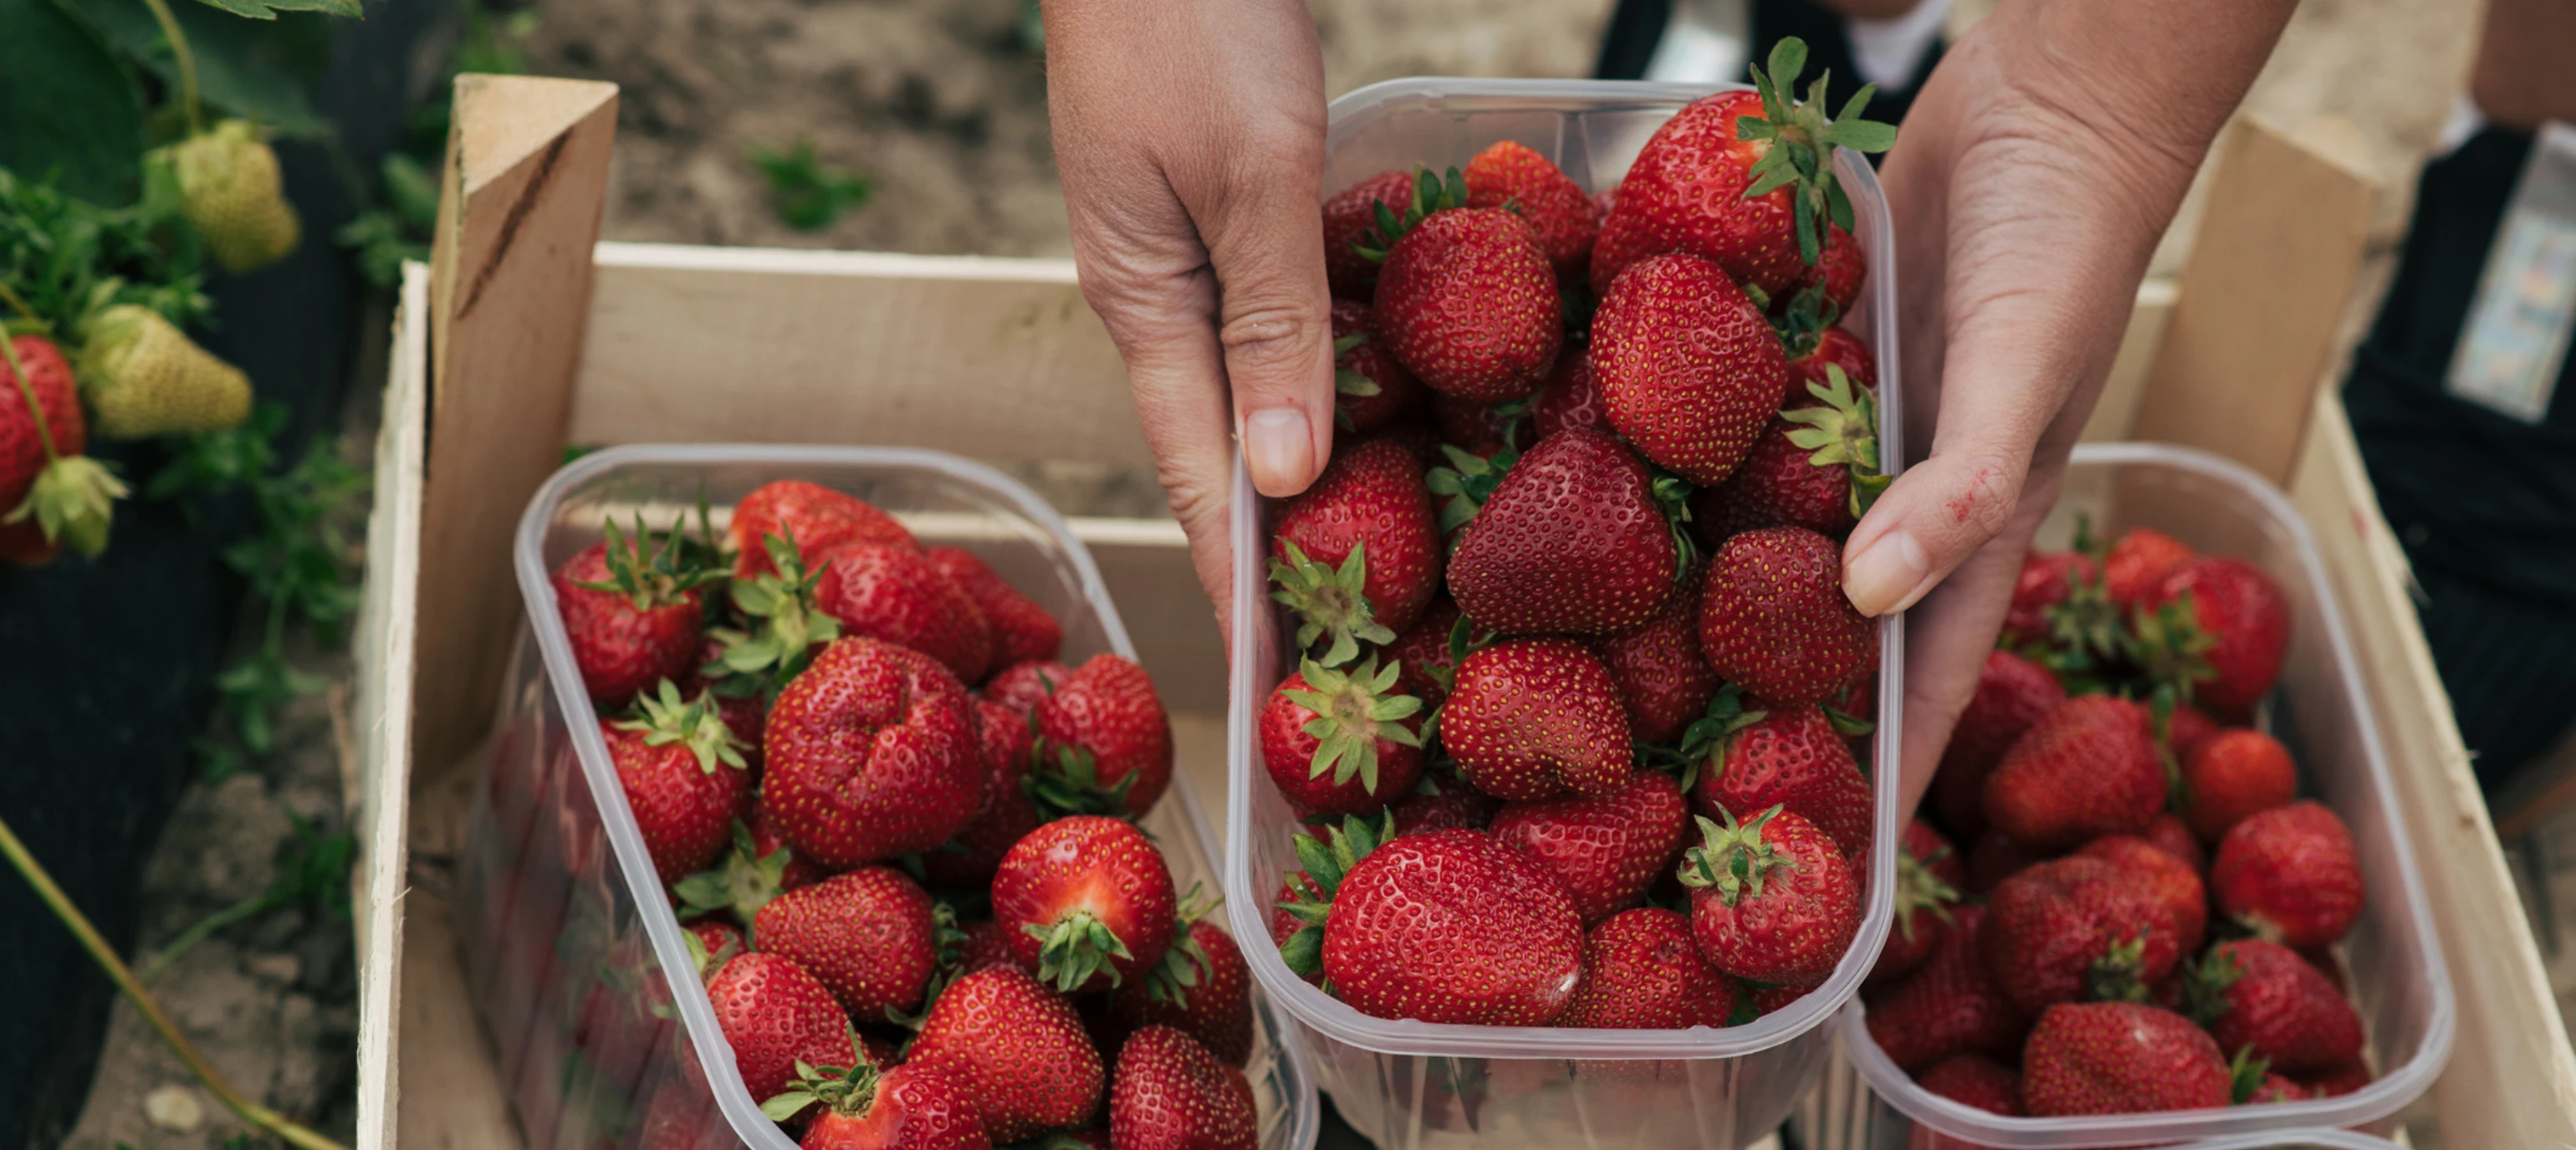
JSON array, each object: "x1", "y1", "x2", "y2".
[
  {"x1": 2129, "y1": 118, "x2": 2376, "y2": 482},
  {"x1": 2288, "y1": 391, "x2": 2576, "y2": 1145},
  {"x1": 566, "y1": 244, "x2": 1146, "y2": 466},
  {"x1": 1072, "y1": 517, "x2": 1222, "y2": 714},
  {"x1": 351, "y1": 261, "x2": 432, "y2": 1150},
  {"x1": 2077, "y1": 279, "x2": 2178, "y2": 442},
  {"x1": 414, "y1": 74, "x2": 620, "y2": 770}
]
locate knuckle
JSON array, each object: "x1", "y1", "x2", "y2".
[{"x1": 1216, "y1": 303, "x2": 1327, "y2": 385}]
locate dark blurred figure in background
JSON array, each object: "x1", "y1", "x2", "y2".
[{"x1": 1597, "y1": 0, "x2": 1946, "y2": 128}]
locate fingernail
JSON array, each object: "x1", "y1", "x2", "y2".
[
  {"x1": 1843, "y1": 529, "x2": 1929, "y2": 616},
  {"x1": 1244, "y1": 407, "x2": 1316, "y2": 495}
]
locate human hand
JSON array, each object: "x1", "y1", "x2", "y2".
[
  {"x1": 1853, "y1": 0, "x2": 2295, "y2": 813},
  {"x1": 1043, "y1": 0, "x2": 1337, "y2": 630}
]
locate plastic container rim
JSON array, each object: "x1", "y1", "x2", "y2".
[
  {"x1": 511, "y1": 442, "x2": 1324, "y2": 1150},
  {"x1": 1222, "y1": 77, "x2": 1908, "y2": 1061},
  {"x1": 1837, "y1": 440, "x2": 2457, "y2": 1147}
]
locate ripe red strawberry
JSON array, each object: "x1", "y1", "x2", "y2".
[
  {"x1": 1998, "y1": 549, "x2": 2098, "y2": 648},
  {"x1": 673, "y1": 813, "x2": 828, "y2": 930},
  {"x1": 2295, "y1": 1059, "x2": 2373, "y2": 1098},
  {"x1": 1383, "y1": 595, "x2": 1464, "y2": 710},
  {"x1": 2101, "y1": 527, "x2": 2195, "y2": 610},
  {"x1": 1863, "y1": 905, "x2": 2027, "y2": 1070},
  {"x1": 925, "y1": 546, "x2": 1062, "y2": 671},
  {"x1": 1981, "y1": 695, "x2": 2164, "y2": 850},
  {"x1": 1322, "y1": 170, "x2": 1417, "y2": 301},
  {"x1": 1868, "y1": 820, "x2": 1963, "y2": 984},
  {"x1": 769, "y1": 1061, "x2": 991, "y2": 1150},
  {"x1": 1914, "y1": 1052, "x2": 2019, "y2": 1116},
  {"x1": 2180, "y1": 728, "x2": 2297, "y2": 842},
  {"x1": 1266, "y1": 872, "x2": 1326, "y2": 987},
  {"x1": 1331, "y1": 300, "x2": 1431, "y2": 433},
  {"x1": 2167, "y1": 703, "x2": 2221, "y2": 763},
  {"x1": 1982, "y1": 856, "x2": 2181, "y2": 1014},
  {"x1": 764, "y1": 637, "x2": 984, "y2": 866},
  {"x1": 2077, "y1": 834, "x2": 2207, "y2": 954},
  {"x1": 1679, "y1": 805, "x2": 1859, "y2": 985},
  {"x1": 1929, "y1": 650, "x2": 2064, "y2": 840},
  {"x1": 985, "y1": 659, "x2": 1074, "y2": 715},
  {"x1": 1588, "y1": 570, "x2": 1720, "y2": 744},
  {"x1": 733, "y1": 479, "x2": 919, "y2": 580},
  {"x1": 753, "y1": 866, "x2": 938, "y2": 1020},
  {"x1": 1785, "y1": 325, "x2": 1874, "y2": 405},
  {"x1": 907, "y1": 966, "x2": 1105, "y2": 1142},
  {"x1": 1696, "y1": 367, "x2": 1885, "y2": 539},
  {"x1": 1270, "y1": 438, "x2": 1443, "y2": 655},
  {"x1": 603, "y1": 682, "x2": 749, "y2": 884},
  {"x1": 1442, "y1": 636, "x2": 1633, "y2": 801},
  {"x1": 2182, "y1": 938, "x2": 2364, "y2": 1073},
  {"x1": 1694, "y1": 701, "x2": 1874, "y2": 861},
  {"x1": 1276, "y1": 820, "x2": 1585, "y2": 1025},
  {"x1": 2021, "y1": 1001, "x2": 2231, "y2": 1117},
  {"x1": 2235, "y1": 1059, "x2": 2309, "y2": 1106},
  {"x1": 2140, "y1": 811, "x2": 2207, "y2": 874},
  {"x1": 1797, "y1": 224, "x2": 1868, "y2": 317},
  {"x1": 1555, "y1": 907, "x2": 1738, "y2": 1029},
  {"x1": 1260, "y1": 656, "x2": 1424, "y2": 816},
  {"x1": 1367, "y1": 174, "x2": 1562, "y2": 400},
  {"x1": 1490, "y1": 769, "x2": 1690, "y2": 923},
  {"x1": 1464, "y1": 140, "x2": 1603, "y2": 284},
  {"x1": 1107, "y1": 1025, "x2": 1258, "y2": 1150},
  {"x1": 954, "y1": 917, "x2": 1030, "y2": 976},
  {"x1": 1747, "y1": 980, "x2": 1822, "y2": 1018},
  {"x1": 1531, "y1": 345, "x2": 1607, "y2": 442},
  {"x1": 705, "y1": 951, "x2": 858, "y2": 1106},
  {"x1": 2212, "y1": 800, "x2": 2364, "y2": 948},
  {"x1": 1111, "y1": 917, "x2": 1255, "y2": 1066},
  {"x1": 1447, "y1": 428, "x2": 1684, "y2": 636},
  {"x1": 1388, "y1": 775, "x2": 1500, "y2": 836},
  {"x1": 554, "y1": 525, "x2": 719, "y2": 705},
  {"x1": 1592, "y1": 253, "x2": 1788, "y2": 484},
  {"x1": 2147, "y1": 556, "x2": 2292, "y2": 711},
  {"x1": 1, "y1": 333, "x2": 119, "y2": 565},
  {"x1": 922, "y1": 698, "x2": 1043, "y2": 889},
  {"x1": 1430, "y1": 391, "x2": 1527, "y2": 456},
  {"x1": 1029, "y1": 653, "x2": 1175, "y2": 817},
  {"x1": 1592, "y1": 49, "x2": 1894, "y2": 299},
  {"x1": 1699, "y1": 527, "x2": 1877, "y2": 705},
  {"x1": 1963, "y1": 830, "x2": 2054, "y2": 896},
  {"x1": 993, "y1": 815, "x2": 1177, "y2": 994},
  {"x1": 815, "y1": 543, "x2": 996, "y2": 683}
]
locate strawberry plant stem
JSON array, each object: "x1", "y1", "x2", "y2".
[
  {"x1": 0, "y1": 332, "x2": 63, "y2": 467},
  {"x1": 0, "y1": 815, "x2": 350, "y2": 1150},
  {"x1": 0, "y1": 282, "x2": 43, "y2": 329},
  {"x1": 137, "y1": 0, "x2": 205, "y2": 136}
]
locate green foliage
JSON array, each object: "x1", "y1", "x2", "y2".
[
  {"x1": 336, "y1": 153, "x2": 437, "y2": 289},
  {"x1": 0, "y1": 0, "x2": 147, "y2": 206},
  {"x1": 751, "y1": 139, "x2": 874, "y2": 232},
  {"x1": 86, "y1": 0, "x2": 332, "y2": 137},
  {"x1": 141, "y1": 804, "x2": 355, "y2": 983},
  {"x1": 0, "y1": 166, "x2": 208, "y2": 334},
  {"x1": 190, "y1": 0, "x2": 359, "y2": 20}
]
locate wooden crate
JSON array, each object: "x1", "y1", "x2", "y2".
[{"x1": 348, "y1": 77, "x2": 2576, "y2": 1150}]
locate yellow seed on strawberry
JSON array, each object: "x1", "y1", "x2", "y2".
[
  {"x1": 162, "y1": 120, "x2": 301, "y2": 274},
  {"x1": 78, "y1": 304, "x2": 253, "y2": 439}
]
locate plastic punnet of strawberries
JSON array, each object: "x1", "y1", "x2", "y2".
[
  {"x1": 550, "y1": 478, "x2": 1264, "y2": 1150},
  {"x1": 1873, "y1": 519, "x2": 2374, "y2": 1129},
  {"x1": 1260, "y1": 41, "x2": 1903, "y2": 1036}
]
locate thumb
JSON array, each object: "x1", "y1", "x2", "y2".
[{"x1": 1185, "y1": 140, "x2": 1337, "y2": 498}]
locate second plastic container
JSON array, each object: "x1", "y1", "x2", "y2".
[
  {"x1": 1822, "y1": 443, "x2": 2454, "y2": 1149},
  {"x1": 1224, "y1": 79, "x2": 1907, "y2": 1150}
]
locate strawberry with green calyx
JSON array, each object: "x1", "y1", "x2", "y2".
[
  {"x1": 1693, "y1": 365, "x2": 1885, "y2": 539},
  {"x1": 606, "y1": 680, "x2": 750, "y2": 884},
  {"x1": 1447, "y1": 428, "x2": 1688, "y2": 636},
  {"x1": 1383, "y1": 596, "x2": 1465, "y2": 709},
  {"x1": 159, "y1": 120, "x2": 301, "y2": 274},
  {"x1": 1267, "y1": 814, "x2": 1393, "y2": 980},
  {"x1": 2230, "y1": 1048, "x2": 2308, "y2": 1106},
  {"x1": 2144, "y1": 557, "x2": 2292, "y2": 712},
  {"x1": 77, "y1": 304, "x2": 252, "y2": 438},
  {"x1": 1593, "y1": 253, "x2": 1789, "y2": 487},
  {"x1": 1981, "y1": 855, "x2": 2180, "y2": 1014},
  {"x1": 756, "y1": 866, "x2": 942, "y2": 1021},
  {"x1": 993, "y1": 815, "x2": 1177, "y2": 994},
  {"x1": 1027, "y1": 652, "x2": 1174, "y2": 818},
  {"x1": 0, "y1": 331, "x2": 120, "y2": 564},
  {"x1": 1296, "y1": 821, "x2": 1586, "y2": 1025},
  {"x1": 763, "y1": 1059, "x2": 992, "y2": 1150},
  {"x1": 1270, "y1": 438, "x2": 1443, "y2": 657},
  {"x1": 985, "y1": 659, "x2": 1074, "y2": 715},
  {"x1": 559, "y1": 514, "x2": 726, "y2": 705},
  {"x1": 1779, "y1": 365, "x2": 1888, "y2": 518},
  {"x1": 1110, "y1": 890, "x2": 1255, "y2": 1066},
  {"x1": 1866, "y1": 819, "x2": 1962, "y2": 984},
  {"x1": 904, "y1": 966, "x2": 1105, "y2": 1142},
  {"x1": 730, "y1": 478, "x2": 920, "y2": 580},
  {"x1": 1678, "y1": 805, "x2": 1858, "y2": 985},
  {"x1": 1660, "y1": 685, "x2": 1766, "y2": 794},
  {"x1": 1324, "y1": 171, "x2": 1420, "y2": 301},
  {"x1": 1692, "y1": 700, "x2": 1874, "y2": 861},
  {"x1": 2179, "y1": 938, "x2": 2364, "y2": 1074},
  {"x1": 706, "y1": 950, "x2": 860, "y2": 1109},
  {"x1": 708, "y1": 532, "x2": 845, "y2": 693},
  {"x1": 2101, "y1": 526, "x2": 2196, "y2": 610},
  {"x1": 2020, "y1": 1001, "x2": 2230, "y2": 1117},
  {"x1": 1364, "y1": 167, "x2": 1564, "y2": 401},
  {"x1": 673, "y1": 820, "x2": 799, "y2": 929},
  {"x1": 1260, "y1": 656, "x2": 1425, "y2": 817},
  {"x1": 1462, "y1": 139, "x2": 1604, "y2": 284}
]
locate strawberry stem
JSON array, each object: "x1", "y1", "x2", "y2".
[
  {"x1": 0, "y1": 333, "x2": 61, "y2": 468},
  {"x1": 0, "y1": 815, "x2": 351, "y2": 1150},
  {"x1": 137, "y1": 0, "x2": 205, "y2": 136}
]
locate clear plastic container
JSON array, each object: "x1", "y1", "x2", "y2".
[
  {"x1": 461, "y1": 444, "x2": 1322, "y2": 1150},
  {"x1": 1222, "y1": 79, "x2": 1907, "y2": 1150},
  {"x1": 1819, "y1": 442, "x2": 2455, "y2": 1149}
]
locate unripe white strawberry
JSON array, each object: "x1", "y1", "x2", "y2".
[
  {"x1": 163, "y1": 120, "x2": 301, "y2": 274},
  {"x1": 79, "y1": 304, "x2": 252, "y2": 439}
]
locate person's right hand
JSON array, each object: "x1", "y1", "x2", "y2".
[{"x1": 1044, "y1": 0, "x2": 1338, "y2": 632}]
